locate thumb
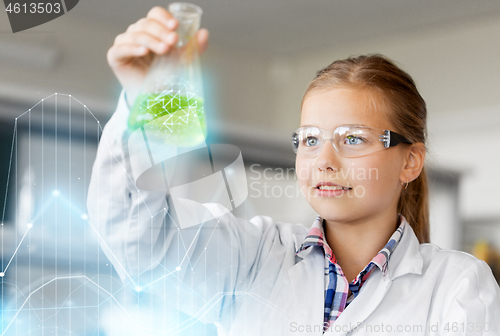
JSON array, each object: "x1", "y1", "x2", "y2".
[{"x1": 196, "y1": 28, "x2": 209, "y2": 54}]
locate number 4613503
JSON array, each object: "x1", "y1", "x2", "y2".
[{"x1": 5, "y1": 2, "x2": 62, "y2": 14}]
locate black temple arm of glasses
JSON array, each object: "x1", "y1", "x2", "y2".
[{"x1": 380, "y1": 130, "x2": 412, "y2": 148}]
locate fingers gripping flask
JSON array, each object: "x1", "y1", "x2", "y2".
[
  {"x1": 127, "y1": 2, "x2": 208, "y2": 191},
  {"x1": 128, "y1": 2, "x2": 206, "y2": 147},
  {"x1": 126, "y1": 4, "x2": 249, "y2": 227}
]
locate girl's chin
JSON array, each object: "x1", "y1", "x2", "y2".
[{"x1": 312, "y1": 203, "x2": 354, "y2": 215}]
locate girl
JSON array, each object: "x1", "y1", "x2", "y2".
[{"x1": 88, "y1": 6, "x2": 500, "y2": 335}]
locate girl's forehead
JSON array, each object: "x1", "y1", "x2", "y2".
[{"x1": 300, "y1": 87, "x2": 392, "y2": 129}]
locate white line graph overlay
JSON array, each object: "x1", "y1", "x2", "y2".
[{"x1": 0, "y1": 93, "x2": 255, "y2": 336}]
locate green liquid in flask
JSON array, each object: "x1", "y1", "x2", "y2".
[{"x1": 128, "y1": 92, "x2": 206, "y2": 147}]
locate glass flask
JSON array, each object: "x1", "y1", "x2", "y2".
[{"x1": 128, "y1": 2, "x2": 206, "y2": 148}]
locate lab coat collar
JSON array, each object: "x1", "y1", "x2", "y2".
[
  {"x1": 288, "y1": 215, "x2": 423, "y2": 335},
  {"x1": 296, "y1": 215, "x2": 408, "y2": 279},
  {"x1": 386, "y1": 215, "x2": 424, "y2": 281}
]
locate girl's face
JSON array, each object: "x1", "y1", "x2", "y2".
[{"x1": 296, "y1": 87, "x2": 409, "y2": 223}]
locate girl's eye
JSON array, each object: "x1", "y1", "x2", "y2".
[
  {"x1": 345, "y1": 135, "x2": 365, "y2": 145},
  {"x1": 304, "y1": 136, "x2": 319, "y2": 146}
]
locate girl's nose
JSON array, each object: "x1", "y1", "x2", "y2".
[{"x1": 315, "y1": 139, "x2": 341, "y2": 172}]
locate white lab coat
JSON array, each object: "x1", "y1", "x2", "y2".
[{"x1": 87, "y1": 92, "x2": 500, "y2": 336}]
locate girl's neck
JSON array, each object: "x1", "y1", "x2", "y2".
[{"x1": 323, "y1": 210, "x2": 400, "y2": 283}]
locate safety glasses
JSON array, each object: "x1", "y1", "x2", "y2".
[{"x1": 292, "y1": 125, "x2": 412, "y2": 158}]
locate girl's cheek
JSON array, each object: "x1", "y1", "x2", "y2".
[
  {"x1": 295, "y1": 160, "x2": 313, "y2": 184},
  {"x1": 295, "y1": 160, "x2": 313, "y2": 197},
  {"x1": 345, "y1": 160, "x2": 376, "y2": 197},
  {"x1": 355, "y1": 159, "x2": 391, "y2": 196}
]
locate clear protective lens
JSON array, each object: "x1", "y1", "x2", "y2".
[
  {"x1": 336, "y1": 126, "x2": 385, "y2": 157},
  {"x1": 292, "y1": 126, "x2": 324, "y2": 157}
]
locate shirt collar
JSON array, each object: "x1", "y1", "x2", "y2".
[{"x1": 295, "y1": 214, "x2": 407, "y2": 277}]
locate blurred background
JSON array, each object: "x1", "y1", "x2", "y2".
[{"x1": 1, "y1": 0, "x2": 500, "y2": 335}]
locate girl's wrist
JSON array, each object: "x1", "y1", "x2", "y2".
[{"x1": 123, "y1": 90, "x2": 133, "y2": 111}]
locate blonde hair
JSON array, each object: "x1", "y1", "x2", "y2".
[{"x1": 303, "y1": 53, "x2": 430, "y2": 244}]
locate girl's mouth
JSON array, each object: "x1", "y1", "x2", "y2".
[
  {"x1": 314, "y1": 184, "x2": 352, "y2": 197},
  {"x1": 316, "y1": 185, "x2": 352, "y2": 191}
]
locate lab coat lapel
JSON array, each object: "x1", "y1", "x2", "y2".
[
  {"x1": 327, "y1": 268, "x2": 392, "y2": 335},
  {"x1": 288, "y1": 246, "x2": 325, "y2": 334},
  {"x1": 325, "y1": 218, "x2": 424, "y2": 336},
  {"x1": 286, "y1": 216, "x2": 424, "y2": 336},
  {"x1": 386, "y1": 218, "x2": 424, "y2": 281}
]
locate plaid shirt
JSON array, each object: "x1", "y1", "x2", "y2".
[{"x1": 295, "y1": 214, "x2": 406, "y2": 333}]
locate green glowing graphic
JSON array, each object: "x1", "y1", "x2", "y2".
[{"x1": 128, "y1": 92, "x2": 206, "y2": 147}]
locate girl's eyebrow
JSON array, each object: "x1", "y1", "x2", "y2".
[{"x1": 300, "y1": 123, "x2": 370, "y2": 128}]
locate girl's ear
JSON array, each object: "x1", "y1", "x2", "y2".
[{"x1": 400, "y1": 143, "x2": 426, "y2": 183}]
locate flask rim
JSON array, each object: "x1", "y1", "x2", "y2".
[{"x1": 168, "y1": 2, "x2": 203, "y2": 16}]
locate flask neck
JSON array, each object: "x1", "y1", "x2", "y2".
[{"x1": 168, "y1": 2, "x2": 202, "y2": 47}]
